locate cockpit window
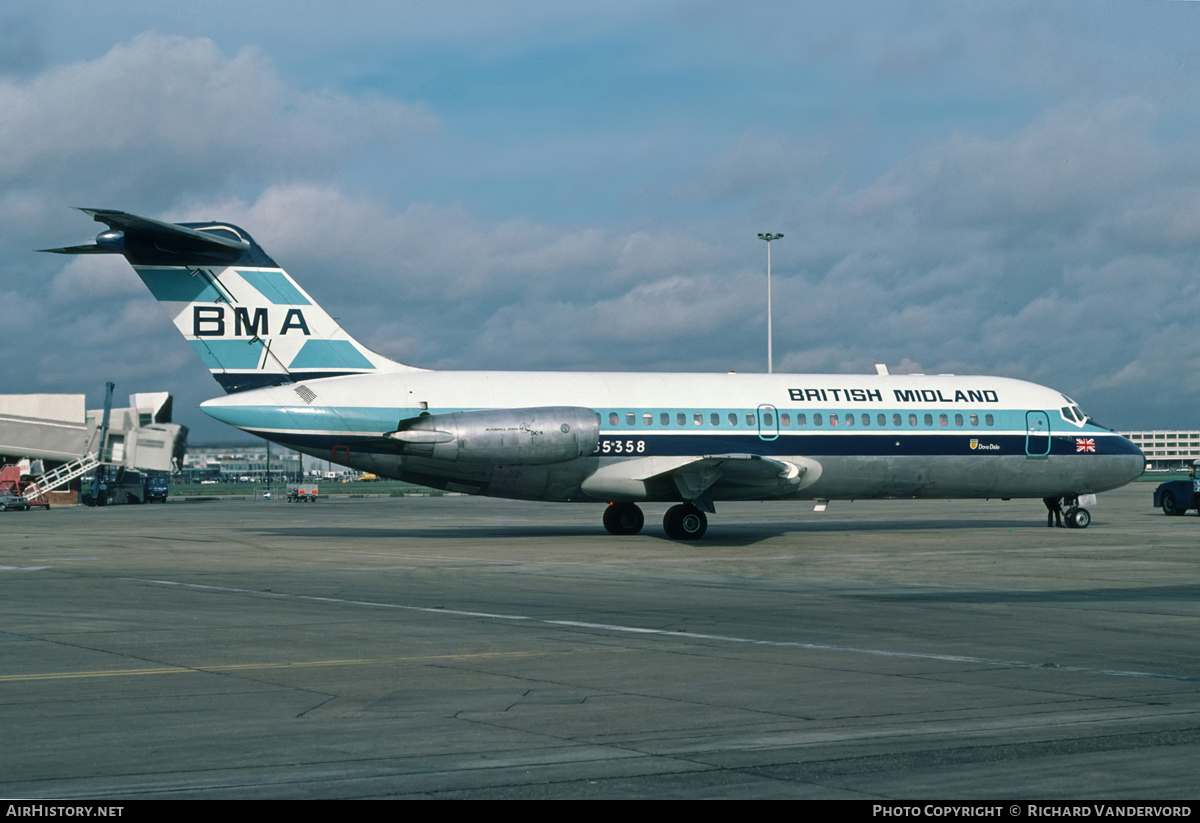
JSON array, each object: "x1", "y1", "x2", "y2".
[{"x1": 1060, "y1": 405, "x2": 1090, "y2": 425}]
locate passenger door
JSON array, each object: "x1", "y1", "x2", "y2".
[{"x1": 1025, "y1": 411, "x2": 1050, "y2": 457}]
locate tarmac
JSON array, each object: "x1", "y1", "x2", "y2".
[{"x1": 1, "y1": 482, "x2": 1198, "y2": 799}]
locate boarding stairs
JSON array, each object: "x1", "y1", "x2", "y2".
[{"x1": 27, "y1": 452, "x2": 104, "y2": 499}]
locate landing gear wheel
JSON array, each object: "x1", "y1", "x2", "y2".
[
  {"x1": 663, "y1": 504, "x2": 707, "y2": 540},
  {"x1": 1162, "y1": 492, "x2": 1185, "y2": 516},
  {"x1": 1068, "y1": 507, "x2": 1091, "y2": 529},
  {"x1": 603, "y1": 502, "x2": 644, "y2": 535}
]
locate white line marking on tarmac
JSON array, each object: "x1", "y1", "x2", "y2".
[{"x1": 129, "y1": 578, "x2": 1200, "y2": 683}]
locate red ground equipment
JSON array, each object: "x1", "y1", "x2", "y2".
[{"x1": 0, "y1": 464, "x2": 49, "y2": 509}]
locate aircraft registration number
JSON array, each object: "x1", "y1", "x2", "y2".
[{"x1": 598, "y1": 439, "x2": 646, "y2": 454}]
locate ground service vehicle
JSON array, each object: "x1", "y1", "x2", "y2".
[
  {"x1": 1154, "y1": 461, "x2": 1200, "y2": 516},
  {"x1": 145, "y1": 475, "x2": 170, "y2": 503},
  {"x1": 286, "y1": 483, "x2": 318, "y2": 502}
]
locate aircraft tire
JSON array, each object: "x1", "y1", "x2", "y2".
[
  {"x1": 603, "y1": 502, "x2": 644, "y2": 535},
  {"x1": 663, "y1": 504, "x2": 707, "y2": 540},
  {"x1": 1071, "y1": 508, "x2": 1091, "y2": 529}
]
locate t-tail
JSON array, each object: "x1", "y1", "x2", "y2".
[{"x1": 41, "y1": 208, "x2": 416, "y2": 393}]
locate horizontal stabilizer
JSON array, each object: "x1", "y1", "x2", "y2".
[
  {"x1": 38, "y1": 243, "x2": 115, "y2": 255},
  {"x1": 39, "y1": 208, "x2": 272, "y2": 267}
]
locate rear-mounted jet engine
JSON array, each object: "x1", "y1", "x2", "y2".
[{"x1": 386, "y1": 406, "x2": 600, "y2": 465}]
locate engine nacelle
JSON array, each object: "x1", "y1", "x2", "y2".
[{"x1": 387, "y1": 406, "x2": 600, "y2": 465}]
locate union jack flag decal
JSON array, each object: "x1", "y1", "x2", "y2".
[{"x1": 1076, "y1": 438, "x2": 1096, "y2": 453}]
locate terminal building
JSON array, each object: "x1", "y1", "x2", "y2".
[
  {"x1": 182, "y1": 444, "x2": 304, "y2": 483},
  {"x1": 1120, "y1": 431, "x2": 1200, "y2": 471}
]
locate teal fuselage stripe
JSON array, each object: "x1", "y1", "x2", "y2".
[{"x1": 203, "y1": 405, "x2": 1123, "y2": 441}]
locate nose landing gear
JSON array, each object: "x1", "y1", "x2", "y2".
[
  {"x1": 1063, "y1": 495, "x2": 1091, "y2": 529},
  {"x1": 1065, "y1": 506, "x2": 1091, "y2": 529}
]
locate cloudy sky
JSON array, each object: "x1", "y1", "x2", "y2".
[{"x1": 5, "y1": 0, "x2": 1200, "y2": 441}]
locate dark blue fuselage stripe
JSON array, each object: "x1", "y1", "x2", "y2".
[{"x1": 249, "y1": 430, "x2": 1142, "y2": 458}]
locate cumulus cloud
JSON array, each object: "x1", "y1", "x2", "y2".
[
  {"x1": 159, "y1": 183, "x2": 740, "y2": 370},
  {"x1": 844, "y1": 98, "x2": 1163, "y2": 227},
  {"x1": 0, "y1": 33, "x2": 435, "y2": 219}
]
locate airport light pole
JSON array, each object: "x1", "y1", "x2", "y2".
[{"x1": 757, "y1": 233, "x2": 783, "y2": 373}]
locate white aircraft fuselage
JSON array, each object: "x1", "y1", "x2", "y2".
[
  {"x1": 44, "y1": 209, "x2": 1145, "y2": 538},
  {"x1": 200, "y1": 369, "x2": 1143, "y2": 505}
]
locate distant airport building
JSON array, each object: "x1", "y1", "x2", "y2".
[
  {"x1": 182, "y1": 444, "x2": 303, "y2": 483},
  {"x1": 1120, "y1": 431, "x2": 1200, "y2": 471}
]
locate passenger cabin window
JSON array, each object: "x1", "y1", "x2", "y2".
[
  {"x1": 609, "y1": 413, "x2": 619, "y2": 426},
  {"x1": 813, "y1": 413, "x2": 823, "y2": 426},
  {"x1": 908, "y1": 414, "x2": 918, "y2": 426},
  {"x1": 661, "y1": 412, "x2": 670, "y2": 426},
  {"x1": 729, "y1": 412, "x2": 738, "y2": 426},
  {"x1": 677, "y1": 413, "x2": 686, "y2": 426},
  {"x1": 985, "y1": 414, "x2": 994, "y2": 426},
  {"x1": 970, "y1": 413, "x2": 979, "y2": 426},
  {"x1": 955, "y1": 414, "x2": 964, "y2": 426},
  {"x1": 763, "y1": 412, "x2": 774, "y2": 426},
  {"x1": 710, "y1": 412, "x2": 720, "y2": 426},
  {"x1": 746, "y1": 413, "x2": 755, "y2": 426},
  {"x1": 830, "y1": 414, "x2": 839, "y2": 426},
  {"x1": 626, "y1": 413, "x2": 635, "y2": 426},
  {"x1": 939, "y1": 414, "x2": 948, "y2": 426},
  {"x1": 781, "y1": 413, "x2": 791, "y2": 426},
  {"x1": 924, "y1": 413, "x2": 934, "y2": 426},
  {"x1": 844, "y1": 414, "x2": 854, "y2": 427},
  {"x1": 862, "y1": 414, "x2": 870, "y2": 426},
  {"x1": 878, "y1": 414, "x2": 887, "y2": 426},
  {"x1": 797, "y1": 413, "x2": 807, "y2": 426},
  {"x1": 694, "y1": 413, "x2": 703, "y2": 426},
  {"x1": 894, "y1": 414, "x2": 903, "y2": 426},
  {"x1": 643, "y1": 413, "x2": 653, "y2": 426}
]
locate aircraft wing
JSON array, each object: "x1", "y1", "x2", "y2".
[{"x1": 581, "y1": 453, "x2": 805, "y2": 511}]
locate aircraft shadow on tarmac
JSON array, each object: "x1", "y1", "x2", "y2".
[{"x1": 251, "y1": 517, "x2": 1081, "y2": 547}]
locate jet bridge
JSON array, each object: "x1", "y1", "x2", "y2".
[{"x1": 0, "y1": 387, "x2": 187, "y2": 503}]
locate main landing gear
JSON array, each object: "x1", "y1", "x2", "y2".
[
  {"x1": 603, "y1": 502, "x2": 645, "y2": 535},
  {"x1": 601, "y1": 502, "x2": 708, "y2": 540},
  {"x1": 662, "y1": 504, "x2": 707, "y2": 540}
]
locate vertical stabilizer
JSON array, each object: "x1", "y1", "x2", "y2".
[{"x1": 42, "y1": 209, "x2": 417, "y2": 393}]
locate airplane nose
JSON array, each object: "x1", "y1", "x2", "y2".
[{"x1": 1094, "y1": 436, "x2": 1145, "y2": 491}]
